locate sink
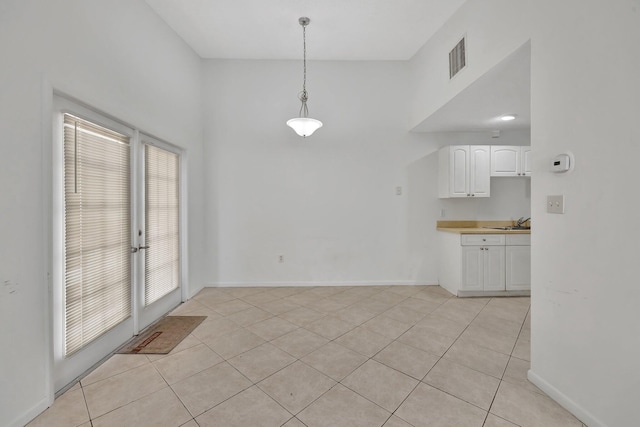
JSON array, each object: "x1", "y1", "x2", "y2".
[{"x1": 484, "y1": 226, "x2": 531, "y2": 230}]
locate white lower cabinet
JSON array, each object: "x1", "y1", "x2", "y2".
[
  {"x1": 461, "y1": 235, "x2": 506, "y2": 292},
  {"x1": 438, "y1": 232, "x2": 530, "y2": 296},
  {"x1": 506, "y1": 235, "x2": 531, "y2": 290},
  {"x1": 461, "y1": 245, "x2": 505, "y2": 292}
]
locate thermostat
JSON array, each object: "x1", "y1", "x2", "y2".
[{"x1": 552, "y1": 154, "x2": 571, "y2": 173}]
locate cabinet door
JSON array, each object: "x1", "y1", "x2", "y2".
[
  {"x1": 491, "y1": 146, "x2": 520, "y2": 176},
  {"x1": 449, "y1": 146, "x2": 470, "y2": 197},
  {"x1": 461, "y1": 246, "x2": 484, "y2": 291},
  {"x1": 484, "y1": 246, "x2": 506, "y2": 291},
  {"x1": 521, "y1": 146, "x2": 532, "y2": 176},
  {"x1": 469, "y1": 146, "x2": 490, "y2": 197},
  {"x1": 506, "y1": 245, "x2": 531, "y2": 290}
]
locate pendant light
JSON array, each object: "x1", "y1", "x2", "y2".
[{"x1": 286, "y1": 17, "x2": 323, "y2": 137}]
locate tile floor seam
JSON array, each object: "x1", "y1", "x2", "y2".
[
  {"x1": 516, "y1": 305, "x2": 531, "y2": 340},
  {"x1": 86, "y1": 385, "x2": 170, "y2": 424},
  {"x1": 484, "y1": 411, "x2": 524, "y2": 427},
  {"x1": 298, "y1": 346, "x2": 369, "y2": 382},
  {"x1": 479, "y1": 377, "x2": 506, "y2": 426},
  {"x1": 249, "y1": 384, "x2": 301, "y2": 420},
  {"x1": 392, "y1": 295, "x2": 483, "y2": 362},
  {"x1": 233, "y1": 350, "x2": 299, "y2": 384},
  {"x1": 78, "y1": 383, "x2": 92, "y2": 426},
  {"x1": 387, "y1": 297, "x2": 501, "y2": 422},
  {"x1": 256, "y1": 365, "x2": 336, "y2": 417},
  {"x1": 198, "y1": 332, "x2": 251, "y2": 362},
  {"x1": 170, "y1": 375, "x2": 253, "y2": 419},
  {"x1": 295, "y1": 382, "x2": 383, "y2": 423},
  {"x1": 151, "y1": 347, "x2": 226, "y2": 387},
  {"x1": 459, "y1": 323, "x2": 520, "y2": 357},
  {"x1": 417, "y1": 378, "x2": 493, "y2": 415},
  {"x1": 507, "y1": 304, "x2": 530, "y2": 356},
  {"x1": 445, "y1": 341, "x2": 512, "y2": 380},
  {"x1": 170, "y1": 381, "x2": 200, "y2": 423},
  {"x1": 76, "y1": 350, "x2": 148, "y2": 390},
  {"x1": 337, "y1": 371, "x2": 417, "y2": 416},
  {"x1": 386, "y1": 378, "x2": 426, "y2": 427},
  {"x1": 284, "y1": 416, "x2": 309, "y2": 427},
  {"x1": 82, "y1": 364, "x2": 170, "y2": 420},
  {"x1": 427, "y1": 298, "x2": 508, "y2": 391}
]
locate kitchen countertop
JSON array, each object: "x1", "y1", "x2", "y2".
[{"x1": 436, "y1": 220, "x2": 531, "y2": 234}]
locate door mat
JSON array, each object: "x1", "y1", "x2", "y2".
[{"x1": 117, "y1": 315, "x2": 207, "y2": 354}]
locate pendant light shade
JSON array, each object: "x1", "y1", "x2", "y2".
[
  {"x1": 286, "y1": 117, "x2": 323, "y2": 137},
  {"x1": 287, "y1": 17, "x2": 322, "y2": 137}
]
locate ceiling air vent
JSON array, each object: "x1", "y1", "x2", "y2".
[{"x1": 449, "y1": 36, "x2": 466, "y2": 79}]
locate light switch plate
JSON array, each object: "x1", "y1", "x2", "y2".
[{"x1": 547, "y1": 195, "x2": 565, "y2": 214}]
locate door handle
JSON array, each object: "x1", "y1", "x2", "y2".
[
  {"x1": 131, "y1": 245, "x2": 149, "y2": 253},
  {"x1": 138, "y1": 245, "x2": 150, "y2": 250}
]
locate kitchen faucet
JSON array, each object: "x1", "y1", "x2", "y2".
[{"x1": 516, "y1": 217, "x2": 531, "y2": 227}]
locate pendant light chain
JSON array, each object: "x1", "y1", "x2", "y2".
[
  {"x1": 299, "y1": 21, "x2": 309, "y2": 117},
  {"x1": 303, "y1": 23, "x2": 307, "y2": 95}
]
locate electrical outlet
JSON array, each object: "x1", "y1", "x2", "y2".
[
  {"x1": 278, "y1": 255, "x2": 284, "y2": 263},
  {"x1": 396, "y1": 186, "x2": 402, "y2": 196}
]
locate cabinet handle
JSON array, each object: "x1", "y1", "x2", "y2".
[
  {"x1": 467, "y1": 194, "x2": 470, "y2": 196},
  {"x1": 471, "y1": 194, "x2": 475, "y2": 197}
]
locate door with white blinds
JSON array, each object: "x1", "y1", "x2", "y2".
[
  {"x1": 137, "y1": 137, "x2": 182, "y2": 330},
  {"x1": 54, "y1": 110, "x2": 136, "y2": 391},
  {"x1": 53, "y1": 98, "x2": 185, "y2": 392}
]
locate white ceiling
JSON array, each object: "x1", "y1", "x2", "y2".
[
  {"x1": 145, "y1": 0, "x2": 530, "y2": 132},
  {"x1": 145, "y1": 0, "x2": 468, "y2": 60},
  {"x1": 412, "y1": 42, "x2": 531, "y2": 132}
]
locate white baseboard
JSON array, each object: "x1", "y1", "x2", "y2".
[
  {"x1": 528, "y1": 369, "x2": 605, "y2": 427},
  {"x1": 8, "y1": 396, "x2": 51, "y2": 427},
  {"x1": 206, "y1": 280, "x2": 438, "y2": 288}
]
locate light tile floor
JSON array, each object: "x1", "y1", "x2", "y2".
[{"x1": 28, "y1": 285, "x2": 588, "y2": 427}]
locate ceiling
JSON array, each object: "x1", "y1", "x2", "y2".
[
  {"x1": 145, "y1": 0, "x2": 468, "y2": 60},
  {"x1": 145, "y1": 1, "x2": 530, "y2": 132},
  {"x1": 412, "y1": 42, "x2": 531, "y2": 132}
]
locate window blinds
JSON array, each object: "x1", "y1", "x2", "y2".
[
  {"x1": 144, "y1": 144, "x2": 180, "y2": 306},
  {"x1": 63, "y1": 114, "x2": 131, "y2": 357}
]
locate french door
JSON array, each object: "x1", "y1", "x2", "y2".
[
  {"x1": 136, "y1": 136, "x2": 183, "y2": 331},
  {"x1": 53, "y1": 97, "x2": 184, "y2": 391}
]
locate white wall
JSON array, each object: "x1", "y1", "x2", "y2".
[
  {"x1": 0, "y1": 1, "x2": 204, "y2": 426},
  {"x1": 203, "y1": 59, "x2": 441, "y2": 286},
  {"x1": 410, "y1": 0, "x2": 640, "y2": 425},
  {"x1": 529, "y1": 1, "x2": 640, "y2": 426}
]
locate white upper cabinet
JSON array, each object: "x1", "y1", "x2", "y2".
[
  {"x1": 470, "y1": 146, "x2": 491, "y2": 196},
  {"x1": 521, "y1": 146, "x2": 532, "y2": 175},
  {"x1": 439, "y1": 145, "x2": 491, "y2": 198},
  {"x1": 491, "y1": 146, "x2": 531, "y2": 177}
]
